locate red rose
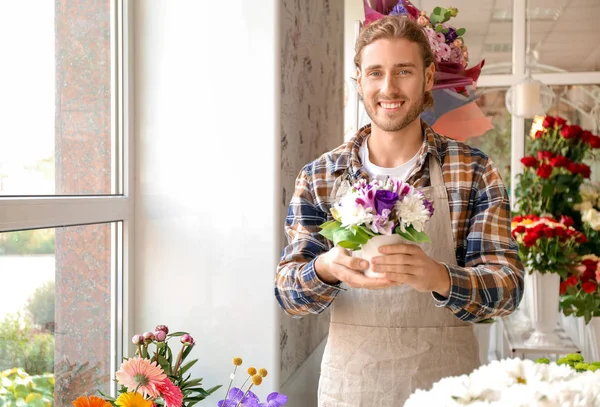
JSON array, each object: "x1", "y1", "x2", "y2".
[
  {"x1": 537, "y1": 151, "x2": 554, "y2": 160},
  {"x1": 560, "y1": 282, "x2": 567, "y2": 295},
  {"x1": 543, "y1": 227, "x2": 555, "y2": 238},
  {"x1": 536, "y1": 164, "x2": 553, "y2": 179},
  {"x1": 554, "y1": 227, "x2": 566, "y2": 237},
  {"x1": 576, "y1": 233, "x2": 588, "y2": 244},
  {"x1": 582, "y1": 281, "x2": 597, "y2": 294},
  {"x1": 566, "y1": 162, "x2": 579, "y2": 174},
  {"x1": 515, "y1": 225, "x2": 526, "y2": 234},
  {"x1": 549, "y1": 155, "x2": 569, "y2": 168},
  {"x1": 581, "y1": 130, "x2": 593, "y2": 142},
  {"x1": 560, "y1": 215, "x2": 574, "y2": 227},
  {"x1": 512, "y1": 215, "x2": 524, "y2": 222},
  {"x1": 554, "y1": 117, "x2": 567, "y2": 127},
  {"x1": 534, "y1": 130, "x2": 544, "y2": 139},
  {"x1": 589, "y1": 135, "x2": 600, "y2": 149},
  {"x1": 578, "y1": 164, "x2": 591, "y2": 179},
  {"x1": 582, "y1": 259, "x2": 597, "y2": 273},
  {"x1": 560, "y1": 125, "x2": 577, "y2": 139},
  {"x1": 521, "y1": 156, "x2": 538, "y2": 167},
  {"x1": 542, "y1": 116, "x2": 555, "y2": 128},
  {"x1": 565, "y1": 276, "x2": 579, "y2": 286},
  {"x1": 523, "y1": 233, "x2": 539, "y2": 247}
]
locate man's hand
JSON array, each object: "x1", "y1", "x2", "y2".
[
  {"x1": 371, "y1": 243, "x2": 451, "y2": 297},
  {"x1": 315, "y1": 246, "x2": 395, "y2": 290}
]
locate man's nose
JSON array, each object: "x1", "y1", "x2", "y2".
[{"x1": 382, "y1": 73, "x2": 399, "y2": 94}]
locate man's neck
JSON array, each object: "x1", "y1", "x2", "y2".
[{"x1": 367, "y1": 119, "x2": 424, "y2": 168}]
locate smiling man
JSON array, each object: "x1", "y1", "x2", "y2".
[{"x1": 275, "y1": 15, "x2": 524, "y2": 406}]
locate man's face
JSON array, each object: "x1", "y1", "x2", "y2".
[{"x1": 357, "y1": 38, "x2": 434, "y2": 133}]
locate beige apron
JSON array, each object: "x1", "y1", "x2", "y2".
[{"x1": 318, "y1": 156, "x2": 480, "y2": 406}]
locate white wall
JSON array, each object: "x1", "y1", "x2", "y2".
[{"x1": 134, "y1": 0, "x2": 280, "y2": 402}]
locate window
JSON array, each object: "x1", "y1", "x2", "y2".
[{"x1": 0, "y1": 1, "x2": 133, "y2": 405}]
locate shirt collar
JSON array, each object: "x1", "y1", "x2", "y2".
[{"x1": 331, "y1": 121, "x2": 443, "y2": 178}]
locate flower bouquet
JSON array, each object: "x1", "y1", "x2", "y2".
[
  {"x1": 320, "y1": 178, "x2": 433, "y2": 277},
  {"x1": 560, "y1": 254, "x2": 600, "y2": 324},
  {"x1": 217, "y1": 357, "x2": 287, "y2": 407},
  {"x1": 72, "y1": 325, "x2": 220, "y2": 407},
  {"x1": 404, "y1": 355, "x2": 600, "y2": 406},
  {"x1": 511, "y1": 214, "x2": 585, "y2": 279}
]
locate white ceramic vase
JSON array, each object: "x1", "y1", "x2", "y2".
[
  {"x1": 587, "y1": 316, "x2": 600, "y2": 361},
  {"x1": 525, "y1": 270, "x2": 562, "y2": 347},
  {"x1": 473, "y1": 321, "x2": 494, "y2": 365}
]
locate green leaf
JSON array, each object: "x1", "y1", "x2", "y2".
[
  {"x1": 178, "y1": 359, "x2": 198, "y2": 377},
  {"x1": 433, "y1": 6, "x2": 442, "y2": 14},
  {"x1": 332, "y1": 227, "x2": 368, "y2": 248},
  {"x1": 435, "y1": 24, "x2": 445, "y2": 32},
  {"x1": 395, "y1": 226, "x2": 431, "y2": 242},
  {"x1": 456, "y1": 28, "x2": 466, "y2": 36},
  {"x1": 542, "y1": 182, "x2": 554, "y2": 198},
  {"x1": 168, "y1": 332, "x2": 188, "y2": 337}
]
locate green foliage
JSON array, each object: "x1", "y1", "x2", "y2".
[
  {"x1": 0, "y1": 368, "x2": 54, "y2": 407},
  {"x1": 26, "y1": 281, "x2": 55, "y2": 332},
  {"x1": 560, "y1": 291, "x2": 600, "y2": 324},
  {"x1": 0, "y1": 229, "x2": 55, "y2": 255},
  {"x1": 539, "y1": 353, "x2": 600, "y2": 372},
  {"x1": 0, "y1": 313, "x2": 54, "y2": 375}
]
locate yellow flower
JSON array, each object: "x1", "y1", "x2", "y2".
[
  {"x1": 258, "y1": 368, "x2": 268, "y2": 378},
  {"x1": 247, "y1": 367, "x2": 257, "y2": 375},
  {"x1": 232, "y1": 357, "x2": 243, "y2": 366},
  {"x1": 251, "y1": 374, "x2": 262, "y2": 386},
  {"x1": 115, "y1": 392, "x2": 153, "y2": 407}
]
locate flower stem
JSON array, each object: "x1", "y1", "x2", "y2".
[
  {"x1": 234, "y1": 384, "x2": 254, "y2": 407},
  {"x1": 239, "y1": 375, "x2": 251, "y2": 392},
  {"x1": 224, "y1": 366, "x2": 238, "y2": 403},
  {"x1": 173, "y1": 346, "x2": 185, "y2": 375}
]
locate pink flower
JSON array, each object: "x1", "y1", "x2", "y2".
[
  {"x1": 156, "y1": 378, "x2": 184, "y2": 407},
  {"x1": 370, "y1": 210, "x2": 395, "y2": 235},
  {"x1": 154, "y1": 330, "x2": 167, "y2": 342},
  {"x1": 115, "y1": 357, "x2": 166, "y2": 398},
  {"x1": 417, "y1": 15, "x2": 429, "y2": 26},
  {"x1": 437, "y1": 43, "x2": 452, "y2": 61}
]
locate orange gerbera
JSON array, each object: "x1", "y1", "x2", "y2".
[
  {"x1": 115, "y1": 392, "x2": 153, "y2": 407},
  {"x1": 72, "y1": 395, "x2": 112, "y2": 407},
  {"x1": 115, "y1": 357, "x2": 166, "y2": 398}
]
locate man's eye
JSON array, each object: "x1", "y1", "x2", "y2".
[
  {"x1": 399, "y1": 70, "x2": 411, "y2": 75},
  {"x1": 369, "y1": 71, "x2": 381, "y2": 77}
]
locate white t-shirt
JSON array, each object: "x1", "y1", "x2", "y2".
[{"x1": 359, "y1": 136, "x2": 420, "y2": 182}]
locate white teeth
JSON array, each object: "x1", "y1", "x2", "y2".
[{"x1": 380, "y1": 102, "x2": 402, "y2": 109}]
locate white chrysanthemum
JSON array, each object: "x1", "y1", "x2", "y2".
[
  {"x1": 335, "y1": 193, "x2": 373, "y2": 227},
  {"x1": 404, "y1": 358, "x2": 600, "y2": 407},
  {"x1": 394, "y1": 194, "x2": 430, "y2": 232}
]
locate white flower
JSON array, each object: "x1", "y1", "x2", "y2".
[
  {"x1": 334, "y1": 193, "x2": 373, "y2": 227},
  {"x1": 581, "y1": 208, "x2": 600, "y2": 231},
  {"x1": 404, "y1": 358, "x2": 600, "y2": 407},
  {"x1": 394, "y1": 194, "x2": 431, "y2": 232}
]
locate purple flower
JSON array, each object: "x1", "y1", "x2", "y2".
[
  {"x1": 370, "y1": 210, "x2": 395, "y2": 235},
  {"x1": 374, "y1": 190, "x2": 399, "y2": 214},
  {"x1": 445, "y1": 27, "x2": 458, "y2": 43},
  {"x1": 218, "y1": 388, "x2": 259, "y2": 407},
  {"x1": 389, "y1": 1, "x2": 408, "y2": 16},
  {"x1": 258, "y1": 392, "x2": 289, "y2": 407},
  {"x1": 424, "y1": 199, "x2": 435, "y2": 217}
]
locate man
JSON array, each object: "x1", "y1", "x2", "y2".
[{"x1": 275, "y1": 15, "x2": 524, "y2": 406}]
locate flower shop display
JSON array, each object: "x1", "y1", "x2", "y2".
[
  {"x1": 575, "y1": 182, "x2": 600, "y2": 255},
  {"x1": 511, "y1": 215, "x2": 586, "y2": 346},
  {"x1": 72, "y1": 325, "x2": 220, "y2": 407},
  {"x1": 404, "y1": 354, "x2": 600, "y2": 406},
  {"x1": 319, "y1": 178, "x2": 434, "y2": 277},
  {"x1": 217, "y1": 357, "x2": 287, "y2": 407}
]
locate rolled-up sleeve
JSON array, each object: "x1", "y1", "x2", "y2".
[
  {"x1": 275, "y1": 167, "x2": 344, "y2": 317},
  {"x1": 433, "y1": 159, "x2": 525, "y2": 322}
]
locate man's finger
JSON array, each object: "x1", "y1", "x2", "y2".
[
  {"x1": 332, "y1": 264, "x2": 393, "y2": 289},
  {"x1": 371, "y1": 253, "x2": 415, "y2": 266},
  {"x1": 383, "y1": 272, "x2": 416, "y2": 285},
  {"x1": 378, "y1": 243, "x2": 420, "y2": 255},
  {"x1": 337, "y1": 253, "x2": 370, "y2": 271},
  {"x1": 372, "y1": 264, "x2": 417, "y2": 274}
]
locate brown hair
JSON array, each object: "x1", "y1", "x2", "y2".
[{"x1": 354, "y1": 15, "x2": 435, "y2": 108}]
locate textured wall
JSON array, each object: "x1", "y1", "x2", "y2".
[{"x1": 279, "y1": 0, "x2": 345, "y2": 385}]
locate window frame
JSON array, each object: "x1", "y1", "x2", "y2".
[{"x1": 0, "y1": 0, "x2": 134, "y2": 396}]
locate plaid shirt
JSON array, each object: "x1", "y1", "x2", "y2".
[{"x1": 275, "y1": 123, "x2": 524, "y2": 322}]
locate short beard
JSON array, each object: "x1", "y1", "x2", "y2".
[{"x1": 362, "y1": 83, "x2": 426, "y2": 132}]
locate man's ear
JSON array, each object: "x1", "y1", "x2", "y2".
[
  {"x1": 356, "y1": 68, "x2": 363, "y2": 97},
  {"x1": 424, "y1": 63, "x2": 435, "y2": 92}
]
